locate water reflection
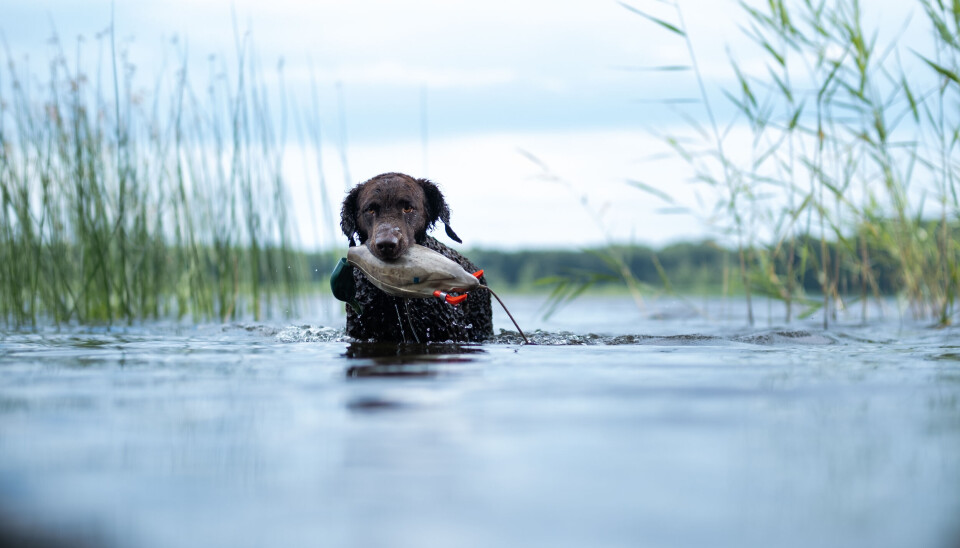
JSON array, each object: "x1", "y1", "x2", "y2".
[
  {"x1": 343, "y1": 342, "x2": 484, "y2": 378},
  {"x1": 3, "y1": 300, "x2": 960, "y2": 548}
]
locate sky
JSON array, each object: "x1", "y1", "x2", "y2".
[{"x1": 2, "y1": 0, "x2": 935, "y2": 250}]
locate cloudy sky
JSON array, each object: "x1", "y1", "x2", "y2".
[{"x1": 3, "y1": 0, "x2": 932, "y2": 249}]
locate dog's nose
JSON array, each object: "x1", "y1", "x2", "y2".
[
  {"x1": 377, "y1": 240, "x2": 397, "y2": 254},
  {"x1": 376, "y1": 233, "x2": 399, "y2": 255}
]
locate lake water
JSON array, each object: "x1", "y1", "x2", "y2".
[{"x1": 1, "y1": 296, "x2": 959, "y2": 548}]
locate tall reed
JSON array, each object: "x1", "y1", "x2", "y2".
[
  {"x1": 519, "y1": 149, "x2": 656, "y2": 318},
  {"x1": 0, "y1": 26, "x2": 314, "y2": 326},
  {"x1": 615, "y1": 0, "x2": 959, "y2": 325}
]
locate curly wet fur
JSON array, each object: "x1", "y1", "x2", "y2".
[
  {"x1": 340, "y1": 173, "x2": 494, "y2": 343},
  {"x1": 346, "y1": 236, "x2": 493, "y2": 342}
]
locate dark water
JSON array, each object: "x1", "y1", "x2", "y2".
[{"x1": 1, "y1": 297, "x2": 959, "y2": 548}]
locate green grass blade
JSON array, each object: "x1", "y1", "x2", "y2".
[{"x1": 618, "y1": 2, "x2": 686, "y2": 36}]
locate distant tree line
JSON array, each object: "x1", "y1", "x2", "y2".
[
  {"x1": 307, "y1": 230, "x2": 955, "y2": 296},
  {"x1": 457, "y1": 231, "x2": 955, "y2": 296}
]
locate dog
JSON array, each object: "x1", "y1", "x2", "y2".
[{"x1": 340, "y1": 172, "x2": 493, "y2": 343}]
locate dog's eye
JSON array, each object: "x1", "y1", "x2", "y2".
[
  {"x1": 402, "y1": 206, "x2": 414, "y2": 214},
  {"x1": 364, "y1": 205, "x2": 377, "y2": 215}
]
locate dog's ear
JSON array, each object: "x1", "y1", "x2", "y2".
[
  {"x1": 340, "y1": 184, "x2": 364, "y2": 246},
  {"x1": 417, "y1": 178, "x2": 462, "y2": 244}
]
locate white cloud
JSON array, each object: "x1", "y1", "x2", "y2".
[
  {"x1": 285, "y1": 127, "x2": 722, "y2": 251},
  {"x1": 5, "y1": 0, "x2": 943, "y2": 250},
  {"x1": 326, "y1": 63, "x2": 517, "y2": 89}
]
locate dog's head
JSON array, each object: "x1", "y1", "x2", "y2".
[{"x1": 340, "y1": 172, "x2": 461, "y2": 261}]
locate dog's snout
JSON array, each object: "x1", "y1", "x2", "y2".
[{"x1": 373, "y1": 226, "x2": 403, "y2": 259}]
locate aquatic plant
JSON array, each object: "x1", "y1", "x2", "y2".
[
  {"x1": 518, "y1": 149, "x2": 669, "y2": 319},
  {"x1": 546, "y1": 0, "x2": 959, "y2": 326},
  {"x1": 0, "y1": 25, "x2": 324, "y2": 326}
]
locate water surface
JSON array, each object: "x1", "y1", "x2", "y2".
[{"x1": 1, "y1": 296, "x2": 959, "y2": 548}]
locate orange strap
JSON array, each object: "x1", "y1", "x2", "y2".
[{"x1": 433, "y1": 290, "x2": 469, "y2": 305}]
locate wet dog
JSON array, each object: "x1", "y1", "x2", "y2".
[{"x1": 339, "y1": 172, "x2": 493, "y2": 342}]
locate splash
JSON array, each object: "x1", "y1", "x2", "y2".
[
  {"x1": 276, "y1": 325, "x2": 838, "y2": 347},
  {"x1": 276, "y1": 325, "x2": 349, "y2": 343}
]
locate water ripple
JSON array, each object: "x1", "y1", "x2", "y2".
[{"x1": 274, "y1": 325, "x2": 840, "y2": 347}]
